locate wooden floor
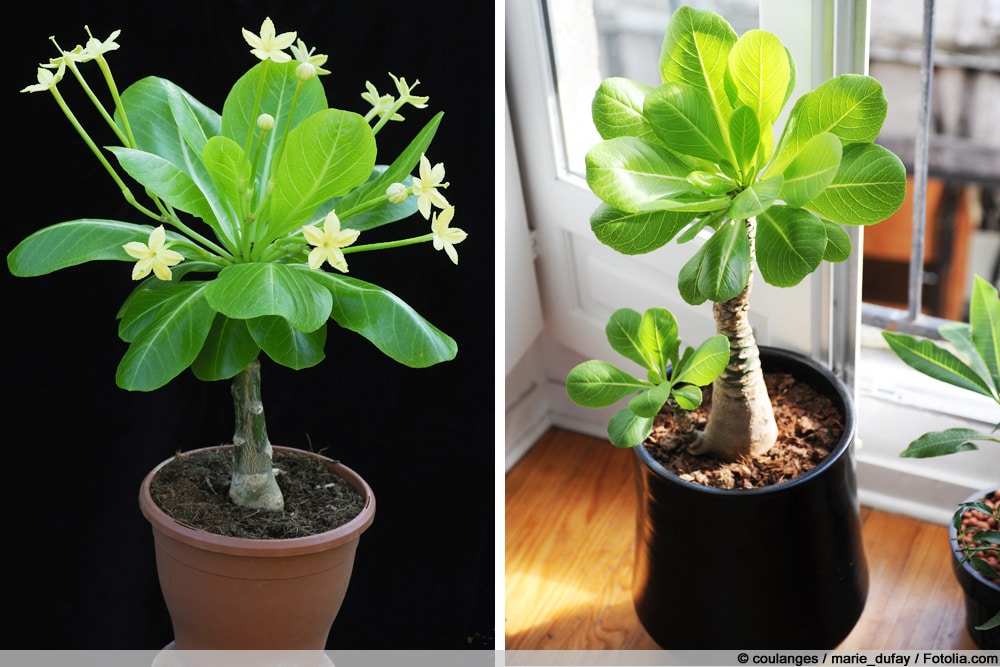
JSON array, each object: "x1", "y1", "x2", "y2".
[{"x1": 505, "y1": 427, "x2": 976, "y2": 650}]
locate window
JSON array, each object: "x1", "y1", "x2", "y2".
[{"x1": 505, "y1": 0, "x2": 1000, "y2": 519}]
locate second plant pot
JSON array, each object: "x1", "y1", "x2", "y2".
[
  {"x1": 631, "y1": 346, "x2": 868, "y2": 649},
  {"x1": 950, "y1": 487, "x2": 1000, "y2": 649},
  {"x1": 139, "y1": 445, "x2": 376, "y2": 649}
]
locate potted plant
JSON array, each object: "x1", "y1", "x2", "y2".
[
  {"x1": 565, "y1": 6, "x2": 906, "y2": 648},
  {"x1": 8, "y1": 16, "x2": 467, "y2": 649},
  {"x1": 882, "y1": 275, "x2": 1000, "y2": 648}
]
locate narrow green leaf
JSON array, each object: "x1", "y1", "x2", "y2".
[
  {"x1": 585, "y1": 136, "x2": 696, "y2": 213},
  {"x1": 726, "y1": 29, "x2": 791, "y2": 127},
  {"x1": 307, "y1": 271, "x2": 457, "y2": 367},
  {"x1": 566, "y1": 360, "x2": 648, "y2": 408},
  {"x1": 975, "y1": 611, "x2": 1000, "y2": 632},
  {"x1": 592, "y1": 77, "x2": 656, "y2": 142},
  {"x1": 8, "y1": 220, "x2": 183, "y2": 277},
  {"x1": 191, "y1": 315, "x2": 260, "y2": 381},
  {"x1": 777, "y1": 132, "x2": 842, "y2": 207},
  {"x1": 970, "y1": 275, "x2": 1000, "y2": 395},
  {"x1": 590, "y1": 203, "x2": 694, "y2": 255},
  {"x1": 728, "y1": 105, "x2": 760, "y2": 176},
  {"x1": 202, "y1": 136, "x2": 251, "y2": 216},
  {"x1": 205, "y1": 263, "x2": 333, "y2": 334},
  {"x1": 248, "y1": 316, "x2": 327, "y2": 370},
  {"x1": 756, "y1": 206, "x2": 827, "y2": 287},
  {"x1": 267, "y1": 109, "x2": 377, "y2": 239},
  {"x1": 939, "y1": 322, "x2": 995, "y2": 396},
  {"x1": 109, "y1": 147, "x2": 219, "y2": 224},
  {"x1": 116, "y1": 282, "x2": 215, "y2": 391},
  {"x1": 900, "y1": 428, "x2": 998, "y2": 458},
  {"x1": 883, "y1": 331, "x2": 996, "y2": 397},
  {"x1": 607, "y1": 408, "x2": 654, "y2": 448}
]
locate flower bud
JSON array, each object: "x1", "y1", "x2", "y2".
[
  {"x1": 386, "y1": 182, "x2": 409, "y2": 204},
  {"x1": 296, "y1": 62, "x2": 316, "y2": 81},
  {"x1": 257, "y1": 113, "x2": 276, "y2": 131}
]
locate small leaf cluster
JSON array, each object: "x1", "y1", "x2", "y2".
[
  {"x1": 585, "y1": 6, "x2": 907, "y2": 305},
  {"x1": 953, "y1": 496, "x2": 1000, "y2": 631},
  {"x1": 884, "y1": 276, "x2": 1000, "y2": 457},
  {"x1": 8, "y1": 24, "x2": 460, "y2": 392},
  {"x1": 566, "y1": 307, "x2": 729, "y2": 448}
]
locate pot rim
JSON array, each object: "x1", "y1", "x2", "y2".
[
  {"x1": 633, "y1": 345, "x2": 857, "y2": 497},
  {"x1": 139, "y1": 445, "x2": 376, "y2": 557},
  {"x1": 948, "y1": 486, "x2": 1000, "y2": 593}
]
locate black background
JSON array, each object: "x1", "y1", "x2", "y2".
[{"x1": 3, "y1": 0, "x2": 494, "y2": 649}]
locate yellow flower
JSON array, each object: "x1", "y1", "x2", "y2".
[
  {"x1": 361, "y1": 81, "x2": 403, "y2": 122},
  {"x1": 242, "y1": 17, "x2": 296, "y2": 63},
  {"x1": 290, "y1": 39, "x2": 330, "y2": 80},
  {"x1": 123, "y1": 226, "x2": 185, "y2": 281},
  {"x1": 411, "y1": 154, "x2": 450, "y2": 219},
  {"x1": 431, "y1": 206, "x2": 467, "y2": 265},
  {"x1": 21, "y1": 64, "x2": 64, "y2": 93},
  {"x1": 389, "y1": 72, "x2": 429, "y2": 109},
  {"x1": 302, "y1": 211, "x2": 360, "y2": 273}
]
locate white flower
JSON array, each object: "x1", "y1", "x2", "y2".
[
  {"x1": 361, "y1": 81, "x2": 403, "y2": 122},
  {"x1": 21, "y1": 64, "x2": 64, "y2": 93},
  {"x1": 411, "y1": 154, "x2": 450, "y2": 219},
  {"x1": 122, "y1": 226, "x2": 185, "y2": 281},
  {"x1": 389, "y1": 72, "x2": 429, "y2": 109},
  {"x1": 242, "y1": 17, "x2": 296, "y2": 63},
  {"x1": 81, "y1": 27, "x2": 121, "y2": 61},
  {"x1": 431, "y1": 206, "x2": 467, "y2": 265},
  {"x1": 302, "y1": 211, "x2": 360, "y2": 273},
  {"x1": 290, "y1": 39, "x2": 330, "y2": 80}
]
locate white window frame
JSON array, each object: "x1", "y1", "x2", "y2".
[{"x1": 504, "y1": 0, "x2": 1000, "y2": 520}]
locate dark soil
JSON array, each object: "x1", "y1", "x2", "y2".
[
  {"x1": 149, "y1": 447, "x2": 366, "y2": 539},
  {"x1": 958, "y1": 490, "x2": 1000, "y2": 583},
  {"x1": 644, "y1": 371, "x2": 844, "y2": 489}
]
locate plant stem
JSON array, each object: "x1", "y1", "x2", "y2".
[
  {"x1": 229, "y1": 359, "x2": 284, "y2": 511},
  {"x1": 689, "y1": 218, "x2": 778, "y2": 460}
]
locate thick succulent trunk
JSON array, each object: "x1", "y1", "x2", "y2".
[
  {"x1": 688, "y1": 218, "x2": 778, "y2": 460},
  {"x1": 229, "y1": 359, "x2": 284, "y2": 511}
]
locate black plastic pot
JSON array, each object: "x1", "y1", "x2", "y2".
[
  {"x1": 949, "y1": 487, "x2": 1000, "y2": 649},
  {"x1": 631, "y1": 346, "x2": 868, "y2": 649}
]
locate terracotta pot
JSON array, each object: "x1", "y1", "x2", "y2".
[
  {"x1": 631, "y1": 346, "x2": 868, "y2": 649},
  {"x1": 139, "y1": 445, "x2": 375, "y2": 649},
  {"x1": 950, "y1": 487, "x2": 1000, "y2": 649}
]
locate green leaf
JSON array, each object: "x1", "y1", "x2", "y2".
[
  {"x1": 267, "y1": 109, "x2": 377, "y2": 239},
  {"x1": 672, "y1": 335, "x2": 730, "y2": 386},
  {"x1": 900, "y1": 428, "x2": 998, "y2": 458},
  {"x1": 659, "y1": 7, "x2": 737, "y2": 130},
  {"x1": 939, "y1": 322, "x2": 995, "y2": 397},
  {"x1": 221, "y1": 60, "x2": 327, "y2": 194},
  {"x1": 8, "y1": 220, "x2": 183, "y2": 277},
  {"x1": 590, "y1": 203, "x2": 694, "y2": 255},
  {"x1": 883, "y1": 331, "x2": 996, "y2": 398},
  {"x1": 727, "y1": 175, "x2": 782, "y2": 220},
  {"x1": 639, "y1": 308, "x2": 681, "y2": 374},
  {"x1": 605, "y1": 308, "x2": 647, "y2": 369},
  {"x1": 585, "y1": 136, "x2": 696, "y2": 213},
  {"x1": 728, "y1": 105, "x2": 761, "y2": 176},
  {"x1": 679, "y1": 219, "x2": 751, "y2": 305},
  {"x1": 975, "y1": 611, "x2": 1000, "y2": 632},
  {"x1": 644, "y1": 82, "x2": 729, "y2": 164},
  {"x1": 202, "y1": 136, "x2": 251, "y2": 216},
  {"x1": 821, "y1": 220, "x2": 853, "y2": 262},
  {"x1": 672, "y1": 384, "x2": 704, "y2": 411},
  {"x1": 248, "y1": 316, "x2": 327, "y2": 370},
  {"x1": 726, "y1": 29, "x2": 791, "y2": 127},
  {"x1": 756, "y1": 206, "x2": 827, "y2": 287},
  {"x1": 308, "y1": 271, "x2": 457, "y2": 368},
  {"x1": 804, "y1": 143, "x2": 907, "y2": 225},
  {"x1": 769, "y1": 73, "x2": 888, "y2": 175},
  {"x1": 109, "y1": 147, "x2": 220, "y2": 224},
  {"x1": 191, "y1": 315, "x2": 260, "y2": 381},
  {"x1": 777, "y1": 132, "x2": 842, "y2": 207},
  {"x1": 592, "y1": 77, "x2": 656, "y2": 142},
  {"x1": 970, "y1": 275, "x2": 1000, "y2": 396},
  {"x1": 607, "y1": 408, "x2": 654, "y2": 448},
  {"x1": 205, "y1": 263, "x2": 333, "y2": 333},
  {"x1": 566, "y1": 360, "x2": 648, "y2": 408},
  {"x1": 629, "y1": 383, "x2": 673, "y2": 418},
  {"x1": 116, "y1": 282, "x2": 215, "y2": 391},
  {"x1": 334, "y1": 112, "x2": 443, "y2": 230}
]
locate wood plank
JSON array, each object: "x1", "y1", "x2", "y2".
[{"x1": 506, "y1": 427, "x2": 978, "y2": 650}]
